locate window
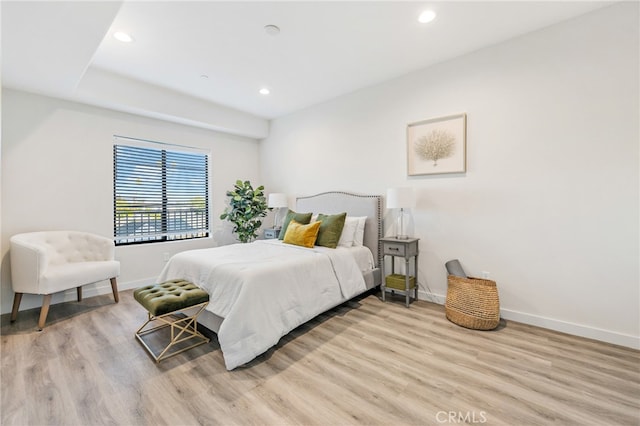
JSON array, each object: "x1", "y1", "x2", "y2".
[{"x1": 113, "y1": 138, "x2": 209, "y2": 245}]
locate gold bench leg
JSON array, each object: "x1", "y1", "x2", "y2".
[{"x1": 135, "y1": 301, "x2": 210, "y2": 363}]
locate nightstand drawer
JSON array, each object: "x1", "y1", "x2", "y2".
[{"x1": 383, "y1": 243, "x2": 406, "y2": 256}]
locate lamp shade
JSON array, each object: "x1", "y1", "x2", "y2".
[
  {"x1": 386, "y1": 187, "x2": 415, "y2": 209},
  {"x1": 268, "y1": 193, "x2": 288, "y2": 208}
]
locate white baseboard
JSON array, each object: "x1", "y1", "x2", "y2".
[
  {"x1": 418, "y1": 289, "x2": 446, "y2": 305},
  {"x1": 499, "y1": 308, "x2": 640, "y2": 350},
  {"x1": 119, "y1": 277, "x2": 157, "y2": 292},
  {"x1": 57, "y1": 277, "x2": 155, "y2": 303},
  {"x1": 418, "y1": 290, "x2": 639, "y2": 350},
  {"x1": 4, "y1": 277, "x2": 157, "y2": 314}
]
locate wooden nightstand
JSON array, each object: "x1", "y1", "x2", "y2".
[
  {"x1": 380, "y1": 237, "x2": 419, "y2": 307},
  {"x1": 264, "y1": 228, "x2": 281, "y2": 239}
]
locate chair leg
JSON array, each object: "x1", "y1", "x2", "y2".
[
  {"x1": 38, "y1": 294, "x2": 52, "y2": 331},
  {"x1": 10, "y1": 292, "x2": 23, "y2": 322},
  {"x1": 77, "y1": 286, "x2": 83, "y2": 302},
  {"x1": 110, "y1": 277, "x2": 119, "y2": 303}
]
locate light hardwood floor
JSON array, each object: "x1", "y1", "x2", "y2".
[{"x1": 1, "y1": 289, "x2": 638, "y2": 426}]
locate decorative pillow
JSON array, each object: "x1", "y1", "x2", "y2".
[
  {"x1": 278, "y1": 209, "x2": 313, "y2": 240},
  {"x1": 283, "y1": 220, "x2": 321, "y2": 248},
  {"x1": 337, "y1": 216, "x2": 359, "y2": 248},
  {"x1": 352, "y1": 216, "x2": 367, "y2": 246},
  {"x1": 316, "y1": 212, "x2": 347, "y2": 249}
]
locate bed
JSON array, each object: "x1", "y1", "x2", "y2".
[{"x1": 157, "y1": 191, "x2": 383, "y2": 370}]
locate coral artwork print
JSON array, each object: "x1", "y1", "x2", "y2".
[
  {"x1": 407, "y1": 113, "x2": 466, "y2": 175},
  {"x1": 414, "y1": 129, "x2": 456, "y2": 166}
]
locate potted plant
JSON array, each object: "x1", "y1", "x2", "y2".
[{"x1": 220, "y1": 180, "x2": 268, "y2": 243}]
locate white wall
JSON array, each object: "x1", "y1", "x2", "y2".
[
  {"x1": 260, "y1": 3, "x2": 639, "y2": 348},
  {"x1": 1, "y1": 89, "x2": 261, "y2": 314}
]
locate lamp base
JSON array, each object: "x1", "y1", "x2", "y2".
[
  {"x1": 395, "y1": 234, "x2": 409, "y2": 240},
  {"x1": 272, "y1": 207, "x2": 282, "y2": 230}
]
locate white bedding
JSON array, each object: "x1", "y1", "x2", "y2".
[{"x1": 157, "y1": 239, "x2": 371, "y2": 370}]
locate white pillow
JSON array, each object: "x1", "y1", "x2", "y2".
[
  {"x1": 352, "y1": 216, "x2": 367, "y2": 247},
  {"x1": 337, "y1": 217, "x2": 358, "y2": 248}
]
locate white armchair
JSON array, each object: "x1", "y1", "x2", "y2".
[{"x1": 10, "y1": 231, "x2": 120, "y2": 329}]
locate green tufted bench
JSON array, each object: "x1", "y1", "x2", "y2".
[{"x1": 134, "y1": 279, "x2": 210, "y2": 362}]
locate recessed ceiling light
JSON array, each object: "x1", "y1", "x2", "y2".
[
  {"x1": 113, "y1": 31, "x2": 134, "y2": 43},
  {"x1": 200, "y1": 74, "x2": 209, "y2": 80},
  {"x1": 418, "y1": 10, "x2": 436, "y2": 24},
  {"x1": 264, "y1": 25, "x2": 280, "y2": 36},
  {"x1": 259, "y1": 88, "x2": 270, "y2": 95}
]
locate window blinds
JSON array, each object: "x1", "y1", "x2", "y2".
[{"x1": 113, "y1": 142, "x2": 209, "y2": 245}]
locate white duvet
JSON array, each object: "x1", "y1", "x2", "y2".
[{"x1": 157, "y1": 240, "x2": 369, "y2": 370}]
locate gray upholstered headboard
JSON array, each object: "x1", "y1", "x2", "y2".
[{"x1": 296, "y1": 191, "x2": 383, "y2": 268}]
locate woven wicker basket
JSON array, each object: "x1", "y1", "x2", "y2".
[{"x1": 445, "y1": 275, "x2": 500, "y2": 330}]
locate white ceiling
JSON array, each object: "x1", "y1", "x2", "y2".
[{"x1": 2, "y1": 1, "x2": 613, "y2": 127}]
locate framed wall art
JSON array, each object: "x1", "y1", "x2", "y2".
[{"x1": 407, "y1": 113, "x2": 467, "y2": 176}]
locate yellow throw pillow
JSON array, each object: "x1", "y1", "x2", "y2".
[
  {"x1": 283, "y1": 219, "x2": 321, "y2": 248},
  {"x1": 278, "y1": 209, "x2": 313, "y2": 240}
]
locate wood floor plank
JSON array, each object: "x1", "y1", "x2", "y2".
[{"x1": 1, "y1": 289, "x2": 638, "y2": 425}]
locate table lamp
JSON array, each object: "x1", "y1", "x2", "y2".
[
  {"x1": 267, "y1": 193, "x2": 288, "y2": 229},
  {"x1": 386, "y1": 187, "x2": 415, "y2": 239}
]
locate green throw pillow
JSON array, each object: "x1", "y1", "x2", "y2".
[
  {"x1": 316, "y1": 212, "x2": 347, "y2": 248},
  {"x1": 279, "y1": 209, "x2": 313, "y2": 240}
]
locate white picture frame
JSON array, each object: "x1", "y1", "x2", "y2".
[{"x1": 407, "y1": 113, "x2": 467, "y2": 176}]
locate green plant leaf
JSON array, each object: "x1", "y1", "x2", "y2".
[{"x1": 220, "y1": 180, "x2": 270, "y2": 243}]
